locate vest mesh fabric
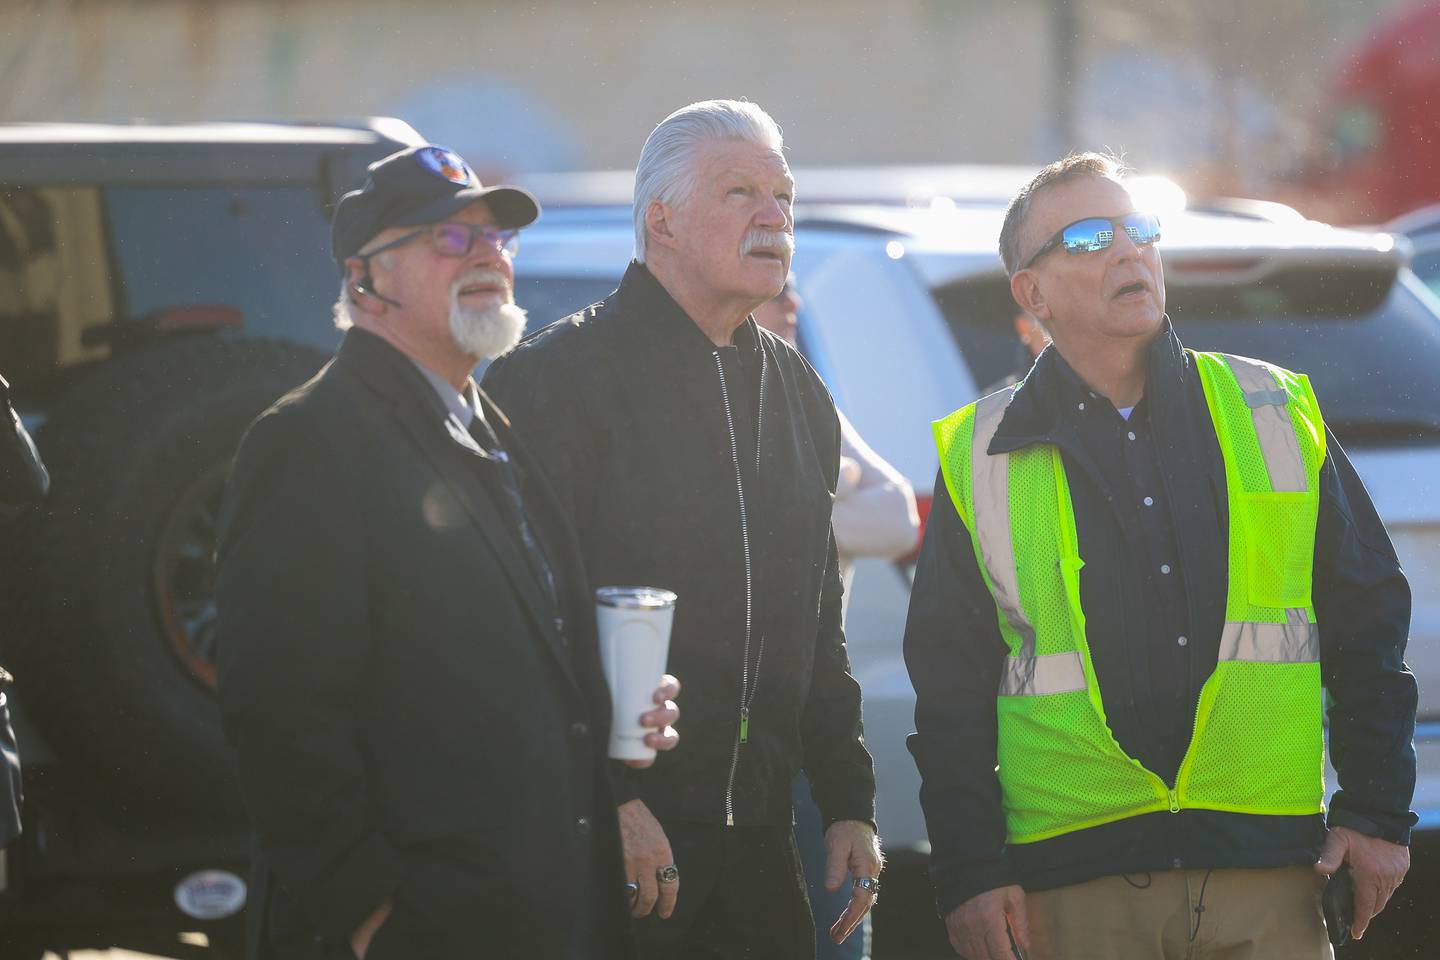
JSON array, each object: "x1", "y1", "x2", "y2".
[
  {"x1": 933, "y1": 353, "x2": 1326, "y2": 845},
  {"x1": 1179, "y1": 353, "x2": 1325, "y2": 815}
]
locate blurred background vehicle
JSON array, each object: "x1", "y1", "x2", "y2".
[
  {"x1": 1386, "y1": 203, "x2": 1440, "y2": 299},
  {"x1": 1290, "y1": 0, "x2": 1440, "y2": 224}
]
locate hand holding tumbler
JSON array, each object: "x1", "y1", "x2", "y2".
[{"x1": 595, "y1": 587, "x2": 677, "y2": 761}]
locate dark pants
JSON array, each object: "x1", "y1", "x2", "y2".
[{"x1": 632, "y1": 822, "x2": 814, "y2": 960}]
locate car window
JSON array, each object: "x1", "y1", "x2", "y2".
[
  {"x1": 104, "y1": 185, "x2": 340, "y2": 351},
  {"x1": 1411, "y1": 248, "x2": 1440, "y2": 298},
  {"x1": 0, "y1": 185, "x2": 117, "y2": 386},
  {"x1": 1173, "y1": 274, "x2": 1440, "y2": 446},
  {"x1": 930, "y1": 275, "x2": 1036, "y2": 392},
  {"x1": 933, "y1": 270, "x2": 1440, "y2": 447}
]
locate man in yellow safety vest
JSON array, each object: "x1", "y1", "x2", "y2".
[{"x1": 904, "y1": 153, "x2": 1416, "y2": 959}]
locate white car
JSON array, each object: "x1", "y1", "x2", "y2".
[
  {"x1": 1385, "y1": 202, "x2": 1440, "y2": 300},
  {"x1": 509, "y1": 183, "x2": 1440, "y2": 864}
]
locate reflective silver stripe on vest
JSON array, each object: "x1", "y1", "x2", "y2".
[
  {"x1": 999, "y1": 651, "x2": 1087, "y2": 696},
  {"x1": 1223, "y1": 355, "x2": 1307, "y2": 493},
  {"x1": 1219, "y1": 609, "x2": 1319, "y2": 663},
  {"x1": 971, "y1": 387, "x2": 1037, "y2": 659}
]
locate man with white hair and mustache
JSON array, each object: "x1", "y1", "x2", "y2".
[
  {"x1": 484, "y1": 100, "x2": 881, "y2": 958},
  {"x1": 215, "y1": 145, "x2": 680, "y2": 960}
]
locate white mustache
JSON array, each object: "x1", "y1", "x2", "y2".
[
  {"x1": 451, "y1": 268, "x2": 513, "y2": 300},
  {"x1": 741, "y1": 229, "x2": 794, "y2": 258}
]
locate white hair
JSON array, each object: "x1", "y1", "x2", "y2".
[{"x1": 632, "y1": 99, "x2": 785, "y2": 262}]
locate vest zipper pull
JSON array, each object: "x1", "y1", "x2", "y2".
[
  {"x1": 1168, "y1": 789, "x2": 1181, "y2": 813},
  {"x1": 739, "y1": 707, "x2": 750, "y2": 744}
]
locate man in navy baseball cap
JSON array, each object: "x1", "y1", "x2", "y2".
[{"x1": 217, "y1": 141, "x2": 681, "y2": 959}]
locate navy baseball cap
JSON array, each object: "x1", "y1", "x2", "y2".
[{"x1": 331, "y1": 145, "x2": 540, "y2": 265}]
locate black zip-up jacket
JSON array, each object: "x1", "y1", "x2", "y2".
[
  {"x1": 904, "y1": 323, "x2": 1416, "y2": 915},
  {"x1": 484, "y1": 262, "x2": 876, "y2": 829}
]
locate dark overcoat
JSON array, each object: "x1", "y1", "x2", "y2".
[{"x1": 216, "y1": 329, "x2": 630, "y2": 959}]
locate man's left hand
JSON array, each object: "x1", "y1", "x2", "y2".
[
  {"x1": 822, "y1": 819, "x2": 883, "y2": 945},
  {"x1": 624, "y1": 674, "x2": 681, "y2": 770},
  {"x1": 1315, "y1": 824, "x2": 1410, "y2": 940}
]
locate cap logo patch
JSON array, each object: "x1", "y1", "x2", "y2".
[{"x1": 417, "y1": 146, "x2": 475, "y2": 186}]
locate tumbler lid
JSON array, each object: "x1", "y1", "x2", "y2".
[{"x1": 595, "y1": 586, "x2": 678, "y2": 610}]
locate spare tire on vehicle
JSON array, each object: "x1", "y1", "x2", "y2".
[{"x1": 11, "y1": 335, "x2": 329, "y2": 819}]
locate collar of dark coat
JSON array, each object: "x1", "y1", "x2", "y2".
[
  {"x1": 988, "y1": 317, "x2": 1192, "y2": 455},
  {"x1": 338, "y1": 327, "x2": 515, "y2": 423},
  {"x1": 611, "y1": 259, "x2": 765, "y2": 357},
  {"x1": 335, "y1": 327, "x2": 525, "y2": 471},
  {"x1": 337, "y1": 326, "x2": 451, "y2": 412}
]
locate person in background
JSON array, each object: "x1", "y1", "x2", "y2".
[
  {"x1": 981, "y1": 309, "x2": 1051, "y2": 396},
  {"x1": 753, "y1": 278, "x2": 919, "y2": 598},
  {"x1": 755, "y1": 278, "x2": 918, "y2": 960}
]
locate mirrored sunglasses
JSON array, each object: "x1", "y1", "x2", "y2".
[{"x1": 1020, "y1": 212, "x2": 1162, "y2": 271}]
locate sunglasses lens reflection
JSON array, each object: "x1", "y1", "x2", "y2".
[
  {"x1": 1060, "y1": 214, "x2": 1161, "y2": 255},
  {"x1": 1061, "y1": 219, "x2": 1114, "y2": 254}
]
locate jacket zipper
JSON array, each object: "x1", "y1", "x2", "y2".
[{"x1": 714, "y1": 348, "x2": 766, "y2": 826}]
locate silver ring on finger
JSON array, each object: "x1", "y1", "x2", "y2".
[
  {"x1": 656, "y1": 864, "x2": 680, "y2": 884},
  {"x1": 853, "y1": 875, "x2": 881, "y2": 896},
  {"x1": 623, "y1": 881, "x2": 639, "y2": 904}
]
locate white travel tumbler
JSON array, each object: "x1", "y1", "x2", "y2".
[{"x1": 595, "y1": 586, "x2": 677, "y2": 761}]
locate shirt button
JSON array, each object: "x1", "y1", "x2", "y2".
[
  {"x1": 1172, "y1": 857, "x2": 1184, "y2": 869},
  {"x1": 576, "y1": 816, "x2": 591, "y2": 835},
  {"x1": 554, "y1": 616, "x2": 566, "y2": 634},
  {"x1": 1077, "y1": 402, "x2": 1086, "y2": 411},
  {"x1": 1177, "y1": 635, "x2": 1188, "y2": 647},
  {"x1": 1161, "y1": 564, "x2": 1171, "y2": 575},
  {"x1": 1143, "y1": 496, "x2": 1154, "y2": 506},
  {"x1": 1128, "y1": 431, "x2": 1137, "y2": 441},
  {"x1": 571, "y1": 722, "x2": 589, "y2": 739}
]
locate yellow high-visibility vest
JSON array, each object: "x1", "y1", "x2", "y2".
[{"x1": 933, "y1": 351, "x2": 1326, "y2": 844}]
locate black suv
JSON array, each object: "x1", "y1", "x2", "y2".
[{"x1": 0, "y1": 119, "x2": 421, "y2": 958}]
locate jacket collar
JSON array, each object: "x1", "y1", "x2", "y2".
[
  {"x1": 612, "y1": 260, "x2": 764, "y2": 358},
  {"x1": 990, "y1": 317, "x2": 1191, "y2": 455}
]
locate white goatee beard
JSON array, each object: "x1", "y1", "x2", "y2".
[
  {"x1": 449, "y1": 299, "x2": 528, "y2": 360},
  {"x1": 447, "y1": 268, "x2": 527, "y2": 360}
]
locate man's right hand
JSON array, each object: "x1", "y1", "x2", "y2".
[
  {"x1": 618, "y1": 798, "x2": 678, "y2": 919},
  {"x1": 349, "y1": 898, "x2": 393, "y2": 959},
  {"x1": 944, "y1": 885, "x2": 1030, "y2": 959}
]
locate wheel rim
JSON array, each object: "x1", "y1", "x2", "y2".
[{"x1": 153, "y1": 461, "x2": 229, "y2": 691}]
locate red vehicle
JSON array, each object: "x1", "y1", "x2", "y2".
[{"x1": 1293, "y1": 0, "x2": 1440, "y2": 224}]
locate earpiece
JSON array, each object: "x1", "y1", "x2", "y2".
[{"x1": 352, "y1": 272, "x2": 403, "y2": 308}]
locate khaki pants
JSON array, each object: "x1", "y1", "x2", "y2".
[{"x1": 1026, "y1": 866, "x2": 1333, "y2": 960}]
